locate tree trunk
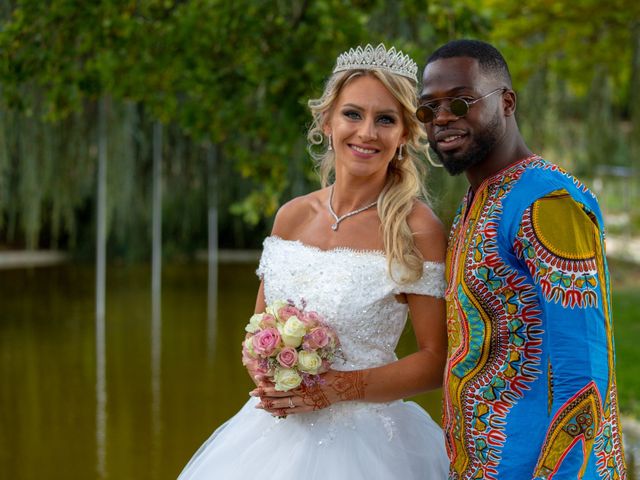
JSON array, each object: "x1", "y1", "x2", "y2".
[{"x1": 630, "y1": 22, "x2": 640, "y2": 162}]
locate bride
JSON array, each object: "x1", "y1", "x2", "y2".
[{"x1": 178, "y1": 43, "x2": 449, "y2": 479}]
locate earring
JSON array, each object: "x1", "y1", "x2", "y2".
[
  {"x1": 397, "y1": 144, "x2": 404, "y2": 160},
  {"x1": 426, "y1": 144, "x2": 443, "y2": 168},
  {"x1": 328, "y1": 133, "x2": 333, "y2": 151}
]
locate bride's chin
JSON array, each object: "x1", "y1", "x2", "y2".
[{"x1": 336, "y1": 161, "x2": 390, "y2": 179}]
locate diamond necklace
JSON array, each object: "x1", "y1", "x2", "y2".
[{"x1": 328, "y1": 185, "x2": 378, "y2": 231}]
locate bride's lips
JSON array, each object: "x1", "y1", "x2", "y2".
[
  {"x1": 435, "y1": 130, "x2": 468, "y2": 152},
  {"x1": 348, "y1": 143, "x2": 380, "y2": 158}
]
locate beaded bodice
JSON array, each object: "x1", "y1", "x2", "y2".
[{"x1": 257, "y1": 236, "x2": 445, "y2": 371}]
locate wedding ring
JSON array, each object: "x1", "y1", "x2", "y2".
[{"x1": 288, "y1": 397, "x2": 295, "y2": 409}]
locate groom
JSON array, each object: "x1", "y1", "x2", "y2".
[{"x1": 418, "y1": 39, "x2": 626, "y2": 478}]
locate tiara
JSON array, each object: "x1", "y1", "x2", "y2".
[{"x1": 333, "y1": 43, "x2": 418, "y2": 83}]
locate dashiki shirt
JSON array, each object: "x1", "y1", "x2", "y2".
[{"x1": 444, "y1": 155, "x2": 626, "y2": 479}]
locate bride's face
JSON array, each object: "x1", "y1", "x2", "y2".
[{"x1": 325, "y1": 75, "x2": 407, "y2": 180}]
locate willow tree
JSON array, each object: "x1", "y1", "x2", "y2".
[
  {"x1": 484, "y1": 0, "x2": 640, "y2": 172},
  {"x1": 1, "y1": 0, "x2": 571, "y2": 252}
]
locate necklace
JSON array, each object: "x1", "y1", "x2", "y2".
[{"x1": 328, "y1": 185, "x2": 378, "y2": 231}]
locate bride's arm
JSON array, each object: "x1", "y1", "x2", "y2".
[
  {"x1": 354, "y1": 291, "x2": 447, "y2": 401},
  {"x1": 255, "y1": 202, "x2": 448, "y2": 414},
  {"x1": 363, "y1": 202, "x2": 448, "y2": 399},
  {"x1": 254, "y1": 281, "x2": 266, "y2": 314}
]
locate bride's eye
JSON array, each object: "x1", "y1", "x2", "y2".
[
  {"x1": 343, "y1": 110, "x2": 362, "y2": 120},
  {"x1": 377, "y1": 115, "x2": 396, "y2": 125}
]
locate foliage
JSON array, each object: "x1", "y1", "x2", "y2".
[
  {"x1": 483, "y1": 0, "x2": 640, "y2": 174},
  {"x1": 485, "y1": 0, "x2": 639, "y2": 98},
  {"x1": 0, "y1": 0, "x2": 637, "y2": 255}
]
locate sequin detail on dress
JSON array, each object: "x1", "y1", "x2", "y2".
[{"x1": 257, "y1": 236, "x2": 445, "y2": 370}]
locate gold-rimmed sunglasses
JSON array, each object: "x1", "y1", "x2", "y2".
[{"x1": 416, "y1": 88, "x2": 506, "y2": 124}]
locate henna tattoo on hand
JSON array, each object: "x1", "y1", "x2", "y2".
[
  {"x1": 300, "y1": 384, "x2": 330, "y2": 410},
  {"x1": 330, "y1": 371, "x2": 365, "y2": 401},
  {"x1": 298, "y1": 371, "x2": 366, "y2": 411}
]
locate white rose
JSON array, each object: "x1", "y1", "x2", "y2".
[
  {"x1": 283, "y1": 316, "x2": 306, "y2": 337},
  {"x1": 273, "y1": 368, "x2": 302, "y2": 391},
  {"x1": 298, "y1": 351, "x2": 322, "y2": 374},
  {"x1": 245, "y1": 313, "x2": 264, "y2": 333},
  {"x1": 266, "y1": 300, "x2": 288, "y2": 319},
  {"x1": 280, "y1": 316, "x2": 306, "y2": 347},
  {"x1": 281, "y1": 335, "x2": 300, "y2": 348}
]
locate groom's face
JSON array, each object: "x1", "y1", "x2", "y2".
[{"x1": 418, "y1": 57, "x2": 504, "y2": 176}]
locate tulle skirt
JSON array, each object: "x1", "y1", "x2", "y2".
[{"x1": 178, "y1": 397, "x2": 449, "y2": 479}]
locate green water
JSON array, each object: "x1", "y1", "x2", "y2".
[{"x1": 0, "y1": 262, "x2": 442, "y2": 480}]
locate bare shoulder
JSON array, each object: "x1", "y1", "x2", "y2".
[
  {"x1": 271, "y1": 189, "x2": 325, "y2": 239},
  {"x1": 407, "y1": 200, "x2": 447, "y2": 263}
]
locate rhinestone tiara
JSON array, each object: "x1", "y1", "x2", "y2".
[{"x1": 333, "y1": 43, "x2": 418, "y2": 83}]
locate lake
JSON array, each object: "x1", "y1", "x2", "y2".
[{"x1": 0, "y1": 262, "x2": 442, "y2": 479}]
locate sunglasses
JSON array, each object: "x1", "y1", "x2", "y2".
[{"x1": 415, "y1": 88, "x2": 506, "y2": 123}]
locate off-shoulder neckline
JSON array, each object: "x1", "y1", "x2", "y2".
[
  {"x1": 264, "y1": 236, "x2": 445, "y2": 267},
  {"x1": 265, "y1": 235, "x2": 386, "y2": 258}
]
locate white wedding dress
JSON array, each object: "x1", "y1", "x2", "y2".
[{"x1": 178, "y1": 236, "x2": 449, "y2": 479}]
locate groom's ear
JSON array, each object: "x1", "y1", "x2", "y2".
[{"x1": 503, "y1": 89, "x2": 517, "y2": 117}]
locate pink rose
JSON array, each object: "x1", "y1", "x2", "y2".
[
  {"x1": 301, "y1": 311, "x2": 321, "y2": 328},
  {"x1": 278, "y1": 305, "x2": 302, "y2": 322},
  {"x1": 303, "y1": 327, "x2": 329, "y2": 350},
  {"x1": 252, "y1": 327, "x2": 281, "y2": 357},
  {"x1": 276, "y1": 347, "x2": 298, "y2": 368},
  {"x1": 260, "y1": 314, "x2": 277, "y2": 329}
]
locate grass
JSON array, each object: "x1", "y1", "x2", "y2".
[{"x1": 610, "y1": 258, "x2": 640, "y2": 416}]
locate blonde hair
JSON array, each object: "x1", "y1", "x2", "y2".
[{"x1": 307, "y1": 68, "x2": 429, "y2": 283}]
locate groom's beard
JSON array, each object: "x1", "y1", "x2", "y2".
[{"x1": 430, "y1": 112, "x2": 502, "y2": 176}]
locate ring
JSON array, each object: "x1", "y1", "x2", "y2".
[{"x1": 288, "y1": 397, "x2": 295, "y2": 409}]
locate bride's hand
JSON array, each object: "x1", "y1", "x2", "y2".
[{"x1": 250, "y1": 369, "x2": 366, "y2": 417}]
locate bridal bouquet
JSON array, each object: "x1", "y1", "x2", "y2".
[{"x1": 242, "y1": 300, "x2": 340, "y2": 391}]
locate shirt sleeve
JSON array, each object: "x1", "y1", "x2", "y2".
[
  {"x1": 512, "y1": 189, "x2": 619, "y2": 478},
  {"x1": 391, "y1": 261, "x2": 446, "y2": 297}
]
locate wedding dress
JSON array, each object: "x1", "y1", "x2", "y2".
[{"x1": 178, "y1": 236, "x2": 449, "y2": 479}]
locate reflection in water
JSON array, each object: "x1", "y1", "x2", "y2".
[
  {"x1": 151, "y1": 121, "x2": 163, "y2": 479},
  {"x1": 95, "y1": 311, "x2": 107, "y2": 480},
  {"x1": 150, "y1": 290, "x2": 162, "y2": 480},
  {"x1": 1, "y1": 263, "x2": 444, "y2": 479},
  {"x1": 207, "y1": 212, "x2": 218, "y2": 362},
  {"x1": 95, "y1": 96, "x2": 109, "y2": 480},
  {"x1": 206, "y1": 145, "x2": 219, "y2": 362}
]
